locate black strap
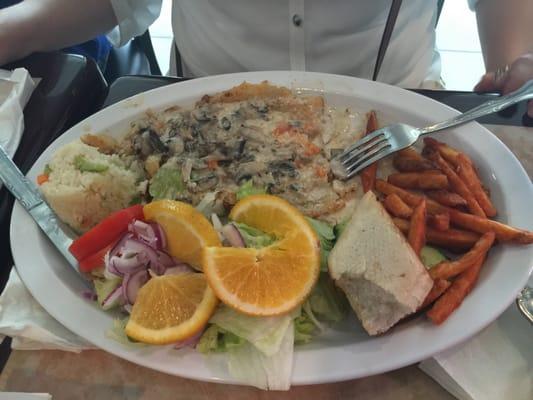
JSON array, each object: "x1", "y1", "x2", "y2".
[{"x1": 372, "y1": 0, "x2": 403, "y2": 81}]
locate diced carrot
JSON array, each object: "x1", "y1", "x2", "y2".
[{"x1": 37, "y1": 174, "x2": 49, "y2": 185}]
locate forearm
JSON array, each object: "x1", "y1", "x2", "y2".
[
  {"x1": 0, "y1": 0, "x2": 117, "y2": 64},
  {"x1": 475, "y1": 0, "x2": 533, "y2": 71}
]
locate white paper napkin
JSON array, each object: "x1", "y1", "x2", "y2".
[
  {"x1": 0, "y1": 68, "x2": 36, "y2": 157},
  {"x1": 419, "y1": 276, "x2": 533, "y2": 400},
  {"x1": 0, "y1": 268, "x2": 94, "y2": 352},
  {"x1": 0, "y1": 267, "x2": 531, "y2": 399}
]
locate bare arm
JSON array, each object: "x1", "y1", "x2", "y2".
[
  {"x1": 475, "y1": 0, "x2": 533, "y2": 71},
  {"x1": 0, "y1": 0, "x2": 117, "y2": 65}
]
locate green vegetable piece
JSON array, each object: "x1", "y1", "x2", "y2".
[
  {"x1": 93, "y1": 278, "x2": 122, "y2": 310},
  {"x1": 106, "y1": 318, "x2": 146, "y2": 348},
  {"x1": 420, "y1": 246, "x2": 448, "y2": 269},
  {"x1": 334, "y1": 218, "x2": 350, "y2": 238},
  {"x1": 149, "y1": 166, "x2": 184, "y2": 200},
  {"x1": 233, "y1": 222, "x2": 275, "y2": 249},
  {"x1": 74, "y1": 155, "x2": 109, "y2": 173},
  {"x1": 308, "y1": 273, "x2": 349, "y2": 322},
  {"x1": 306, "y1": 217, "x2": 335, "y2": 272},
  {"x1": 236, "y1": 180, "x2": 266, "y2": 200},
  {"x1": 197, "y1": 324, "x2": 246, "y2": 354},
  {"x1": 293, "y1": 312, "x2": 317, "y2": 345},
  {"x1": 44, "y1": 164, "x2": 52, "y2": 175}
]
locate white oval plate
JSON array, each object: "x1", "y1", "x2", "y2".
[{"x1": 10, "y1": 72, "x2": 533, "y2": 385}]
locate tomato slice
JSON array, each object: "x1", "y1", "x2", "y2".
[
  {"x1": 69, "y1": 204, "x2": 143, "y2": 261},
  {"x1": 78, "y1": 243, "x2": 112, "y2": 273}
]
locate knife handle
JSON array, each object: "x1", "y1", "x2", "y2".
[{"x1": 0, "y1": 144, "x2": 43, "y2": 210}]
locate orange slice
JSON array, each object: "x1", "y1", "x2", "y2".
[
  {"x1": 125, "y1": 273, "x2": 218, "y2": 344},
  {"x1": 203, "y1": 195, "x2": 320, "y2": 316},
  {"x1": 143, "y1": 200, "x2": 221, "y2": 270}
]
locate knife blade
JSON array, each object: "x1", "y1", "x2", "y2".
[{"x1": 0, "y1": 143, "x2": 82, "y2": 278}]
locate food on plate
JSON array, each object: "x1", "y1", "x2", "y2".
[
  {"x1": 387, "y1": 171, "x2": 449, "y2": 190},
  {"x1": 37, "y1": 81, "x2": 533, "y2": 390},
  {"x1": 125, "y1": 273, "x2": 218, "y2": 344},
  {"x1": 143, "y1": 200, "x2": 221, "y2": 270},
  {"x1": 425, "y1": 189, "x2": 467, "y2": 208},
  {"x1": 426, "y1": 254, "x2": 486, "y2": 325},
  {"x1": 429, "y1": 231, "x2": 496, "y2": 280},
  {"x1": 116, "y1": 81, "x2": 368, "y2": 222},
  {"x1": 328, "y1": 191, "x2": 433, "y2": 335},
  {"x1": 455, "y1": 153, "x2": 497, "y2": 217},
  {"x1": 203, "y1": 194, "x2": 320, "y2": 316},
  {"x1": 40, "y1": 140, "x2": 141, "y2": 232},
  {"x1": 407, "y1": 198, "x2": 427, "y2": 255},
  {"x1": 426, "y1": 149, "x2": 486, "y2": 217}
]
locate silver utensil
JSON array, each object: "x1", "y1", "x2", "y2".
[
  {"x1": 0, "y1": 144, "x2": 82, "y2": 278},
  {"x1": 517, "y1": 285, "x2": 533, "y2": 324},
  {"x1": 331, "y1": 80, "x2": 533, "y2": 179}
]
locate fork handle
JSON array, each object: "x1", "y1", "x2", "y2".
[{"x1": 418, "y1": 79, "x2": 533, "y2": 135}]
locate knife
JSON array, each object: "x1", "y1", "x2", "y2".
[{"x1": 0, "y1": 143, "x2": 82, "y2": 278}]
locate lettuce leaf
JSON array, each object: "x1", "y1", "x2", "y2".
[
  {"x1": 208, "y1": 305, "x2": 295, "y2": 356},
  {"x1": 197, "y1": 324, "x2": 245, "y2": 354},
  {"x1": 226, "y1": 320, "x2": 294, "y2": 390},
  {"x1": 306, "y1": 218, "x2": 335, "y2": 272},
  {"x1": 149, "y1": 166, "x2": 183, "y2": 200},
  {"x1": 334, "y1": 218, "x2": 350, "y2": 238},
  {"x1": 236, "y1": 180, "x2": 266, "y2": 200},
  {"x1": 234, "y1": 222, "x2": 275, "y2": 249},
  {"x1": 307, "y1": 273, "x2": 349, "y2": 323},
  {"x1": 105, "y1": 318, "x2": 146, "y2": 348},
  {"x1": 293, "y1": 311, "x2": 318, "y2": 345}
]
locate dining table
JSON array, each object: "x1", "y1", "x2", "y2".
[{"x1": 0, "y1": 52, "x2": 531, "y2": 399}]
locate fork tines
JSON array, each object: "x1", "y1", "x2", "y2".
[{"x1": 332, "y1": 128, "x2": 392, "y2": 179}]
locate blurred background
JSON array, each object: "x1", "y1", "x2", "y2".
[{"x1": 149, "y1": 0, "x2": 485, "y2": 90}]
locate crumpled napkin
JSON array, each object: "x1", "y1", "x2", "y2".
[
  {"x1": 0, "y1": 268, "x2": 94, "y2": 352},
  {"x1": 0, "y1": 68, "x2": 36, "y2": 157},
  {"x1": 419, "y1": 276, "x2": 533, "y2": 400},
  {"x1": 1, "y1": 267, "x2": 531, "y2": 399}
]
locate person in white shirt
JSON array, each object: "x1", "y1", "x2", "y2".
[{"x1": 0, "y1": 0, "x2": 531, "y2": 114}]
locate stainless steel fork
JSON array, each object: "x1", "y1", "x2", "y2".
[{"x1": 331, "y1": 80, "x2": 533, "y2": 180}]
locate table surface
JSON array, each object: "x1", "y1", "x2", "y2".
[{"x1": 1, "y1": 123, "x2": 531, "y2": 399}]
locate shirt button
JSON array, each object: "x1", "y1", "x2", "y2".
[{"x1": 292, "y1": 14, "x2": 303, "y2": 27}]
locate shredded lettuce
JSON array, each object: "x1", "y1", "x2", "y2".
[
  {"x1": 197, "y1": 324, "x2": 246, "y2": 354},
  {"x1": 106, "y1": 318, "x2": 146, "y2": 348},
  {"x1": 307, "y1": 273, "x2": 349, "y2": 323},
  {"x1": 334, "y1": 218, "x2": 350, "y2": 238},
  {"x1": 226, "y1": 320, "x2": 294, "y2": 390},
  {"x1": 233, "y1": 222, "x2": 275, "y2": 249},
  {"x1": 293, "y1": 311, "x2": 318, "y2": 345},
  {"x1": 208, "y1": 306, "x2": 296, "y2": 356},
  {"x1": 236, "y1": 180, "x2": 266, "y2": 200},
  {"x1": 93, "y1": 278, "x2": 122, "y2": 310},
  {"x1": 420, "y1": 246, "x2": 448, "y2": 269},
  {"x1": 149, "y1": 166, "x2": 183, "y2": 200},
  {"x1": 306, "y1": 217, "x2": 335, "y2": 272}
]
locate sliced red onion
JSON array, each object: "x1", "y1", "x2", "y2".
[
  {"x1": 123, "y1": 269, "x2": 149, "y2": 305},
  {"x1": 173, "y1": 329, "x2": 204, "y2": 349},
  {"x1": 222, "y1": 223, "x2": 245, "y2": 248},
  {"x1": 82, "y1": 289, "x2": 97, "y2": 301},
  {"x1": 104, "y1": 251, "x2": 122, "y2": 279},
  {"x1": 102, "y1": 285, "x2": 125, "y2": 310},
  {"x1": 123, "y1": 304, "x2": 133, "y2": 314},
  {"x1": 128, "y1": 219, "x2": 167, "y2": 250},
  {"x1": 110, "y1": 252, "x2": 146, "y2": 275},
  {"x1": 109, "y1": 232, "x2": 135, "y2": 259},
  {"x1": 151, "y1": 222, "x2": 167, "y2": 250},
  {"x1": 164, "y1": 263, "x2": 194, "y2": 275}
]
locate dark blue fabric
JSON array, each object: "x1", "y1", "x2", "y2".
[{"x1": 0, "y1": 0, "x2": 112, "y2": 69}]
